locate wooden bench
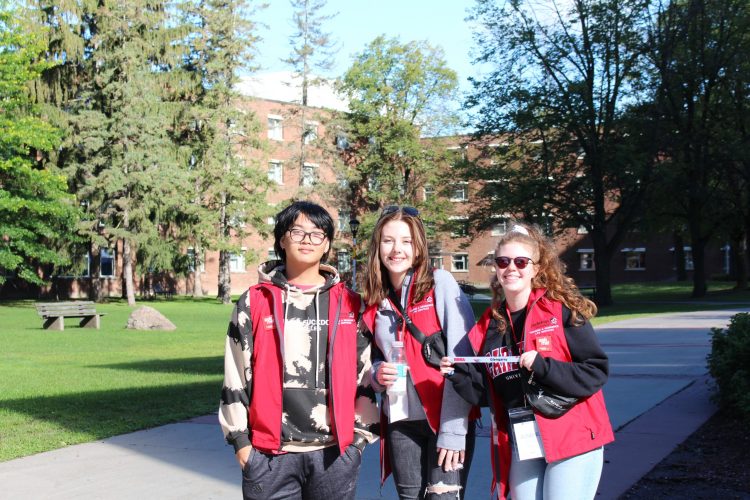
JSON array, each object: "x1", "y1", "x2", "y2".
[
  {"x1": 151, "y1": 283, "x2": 174, "y2": 300},
  {"x1": 35, "y1": 301, "x2": 105, "y2": 331}
]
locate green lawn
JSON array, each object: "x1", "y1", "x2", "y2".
[
  {"x1": 0, "y1": 297, "x2": 233, "y2": 461},
  {"x1": 467, "y1": 280, "x2": 750, "y2": 325},
  {"x1": 1, "y1": 281, "x2": 747, "y2": 462}
]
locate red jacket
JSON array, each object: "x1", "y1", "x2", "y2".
[
  {"x1": 468, "y1": 288, "x2": 614, "y2": 499},
  {"x1": 248, "y1": 281, "x2": 361, "y2": 455},
  {"x1": 363, "y1": 288, "x2": 446, "y2": 483}
]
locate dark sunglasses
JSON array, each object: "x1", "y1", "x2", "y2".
[
  {"x1": 381, "y1": 205, "x2": 420, "y2": 218},
  {"x1": 494, "y1": 256, "x2": 535, "y2": 270}
]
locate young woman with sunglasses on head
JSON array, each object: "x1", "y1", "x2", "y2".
[
  {"x1": 441, "y1": 222, "x2": 614, "y2": 500},
  {"x1": 361, "y1": 205, "x2": 477, "y2": 499},
  {"x1": 219, "y1": 201, "x2": 379, "y2": 500}
]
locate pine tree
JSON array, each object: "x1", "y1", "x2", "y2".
[
  {"x1": 33, "y1": 0, "x2": 191, "y2": 304},
  {"x1": 178, "y1": 0, "x2": 270, "y2": 303},
  {"x1": 282, "y1": 0, "x2": 338, "y2": 184}
]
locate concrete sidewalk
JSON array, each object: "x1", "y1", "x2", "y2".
[{"x1": 0, "y1": 308, "x2": 746, "y2": 500}]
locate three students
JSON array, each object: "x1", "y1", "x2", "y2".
[{"x1": 220, "y1": 202, "x2": 612, "y2": 500}]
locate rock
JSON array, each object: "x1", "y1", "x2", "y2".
[{"x1": 127, "y1": 306, "x2": 176, "y2": 331}]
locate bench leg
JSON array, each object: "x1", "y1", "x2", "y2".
[
  {"x1": 43, "y1": 317, "x2": 64, "y2": 331},
  {"x1": 79, "y1": 315, "x2": 100, "y2": 329}
]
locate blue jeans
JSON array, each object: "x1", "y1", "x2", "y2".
[
  {"x1": 241, "y1": 445, "x2": 362, "y2": 500},
  {"x1": 509, "y1": 446, "x2": 604, "y2": 500},
  {"x1": 387, "y1": 419, "x2": 476, "y2": 500}
]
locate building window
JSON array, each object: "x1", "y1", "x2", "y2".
[
  {"x1": 301, "y1": 163, "x2": 317, "y2": 187},
  {"x1": 304, "y1": 121, "x2": 319, "y2": 145},
  {"x1": 187, "y1": 248, "x2": 205, "y2": 272},
  {"x1": 578, "y1": 249, "x2": 595, "y2": 271},
  {"x1": 268, "y1": 248, "x2": 279, "y2": 261},
  {"x1": 337, "y1": 250, "x2": 351, "y2": 273},
  {"x1": 338, "y1": 209, "x2": 350, "y2": 232},
  {"x1": 491, "y1": 218, "x2": 508, "y2": 236},
  {"x1": 267, "y1": 115, "x2": 283, "y2": 141},
  {"x1": 100, "y1": 248, "x2": 116, "y2": 277},
  {"x1": 430, "y1": 256, "x2": 443, "y2": 270},
  {"x1": 450, "y1": 216, "x2": 469, "y2": 237},
  {"x1": 230, "y1": 250, "x2": 246, "y2": 273},
  {"x1": 671, "y1": 246, "x2": 694, "y2": 271},
  {"x1": 450, "y1": 182, "x2": 468, "y2": 202},
  {"x1": 424, "y1": 184, "x2": 435, "y2": 201},
  {"x1": 268, "y1": 160, "x2": 283, "y2": 184},
  {"x1": 452, "y1": 253, "x2": 469, "y2": 272},
  {"x1": 623, "y1": 248, "x2": 646, "y2": 270}
]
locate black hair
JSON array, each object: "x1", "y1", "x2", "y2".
[{"x1": 273, "y1": 201, "x2": 335, "y2": 263}]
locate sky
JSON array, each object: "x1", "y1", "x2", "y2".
[{"x1": 252, "y1": 0, "x2": 482, "y2": 94}]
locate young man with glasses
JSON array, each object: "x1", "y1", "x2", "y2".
[{"x1": 219, "y1": 201, "x2": 379, "y2": 500}]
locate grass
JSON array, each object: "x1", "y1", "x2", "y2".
[
  {"x1": 466, "y1": 280, "x2": 750, "y2": 325},
  {"x1": 0, "y1": 297, "x2": 233, "y2": 462},
  {"x1": 0, "y1": 281, "x2": 747, "y2": 462}
]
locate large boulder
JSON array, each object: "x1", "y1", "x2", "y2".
[{"x1": 127, "y1": 306, "x2": 176, "y2": 331}]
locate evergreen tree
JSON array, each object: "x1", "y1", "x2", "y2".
[
  {"x1": 178, "y1": 0, "x2": 270, "y2": 303},
  {"x1": 283, "y1": 0, "x2": 338, "y2": 182},
  {"x1": 34, "y1": 0, "x2": 191, "y2": 304},
  {"x1": 0, "y1": 6, "x2": 79, "y2": 287}
]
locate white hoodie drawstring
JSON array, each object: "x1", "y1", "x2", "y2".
[{"x1": 314, "y1": 289, "x2": 321, "y2": 388}]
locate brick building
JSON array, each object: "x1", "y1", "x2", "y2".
[{"x1": 17, "y1": 73, "x2": 732, "y2": 300}]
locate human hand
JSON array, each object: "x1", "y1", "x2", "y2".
[
  {"x1": 235, "y1": 445, "x2": 252, "y2": 469},
  {"x1": 437, "y1": 447, "x2": 464, "y2": 472},
  {"x1": 377, "y1": 362, "x2": 403, "y2": 387},
  {"x1": 439, "y1": 356, "x2": 455, "y2": 377},
  {"x1": 520, "y1": 350, "x2": 538, "y2": 371}
]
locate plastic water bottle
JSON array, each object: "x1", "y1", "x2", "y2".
[{"x1": 387, "y1": 341, "x2": 407, "y2": 398}]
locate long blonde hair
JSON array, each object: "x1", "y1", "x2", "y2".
[
  {"x1": 490, "y1": 221, "x2": 597, "y2": 331},
  {"x1": 363, "y1": 208, "x2": 434, "y2": 306}
]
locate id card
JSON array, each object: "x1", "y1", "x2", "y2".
[{"x1": 508, "y1": 407, "x2": 545, "y2": 461}]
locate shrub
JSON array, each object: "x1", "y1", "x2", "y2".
[{"x1": 707, "y1": 313, "x2": 750, "y2": 421}]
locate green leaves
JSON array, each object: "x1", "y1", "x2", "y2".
[{"x1": 0, "y1": 6, "x2": 79, "y2": 285}]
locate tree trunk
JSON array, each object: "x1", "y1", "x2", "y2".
[
  {"x1": 89, "y1": 242, "x2": 103, "y2": 302},
  {"x1": 218, "y1": 249, "x2": 231, "y2": 304},
  {"x1": 123, "y1": 237, "x2": 136, "y2": 306},
  {"x1": 673, "y1": 232, "x2": 687, "y2": 281},
  {"x1": 217, "y1": 190, "x2": 231, "y2": 304},
  {"x1": 689, "y1": 230, "x2": 708, "y2": 298},
  {"x1": 591, "y1": 231, "x2": 613, "y2": 306},
  {"x1": 731, "y1": 233, "x2": 748, "y2": 290},
  {"x1": 192, "y1": 246, "x2": 204, "y2": 297}
]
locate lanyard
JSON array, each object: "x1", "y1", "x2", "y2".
[
  {"x1": 449, "y1": 355, "x2": 521, "y2": 364},
  {"x1": 504, "y1": 302, "x2": 526, "y2": 355}
]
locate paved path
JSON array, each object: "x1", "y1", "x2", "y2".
[{"x1": 0, "y1": 308, "x2": 746, "y2": 500}]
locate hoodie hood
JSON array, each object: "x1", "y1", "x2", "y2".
[{"x1": 257, "y1": 260, "x2": 340, "y2": 293}]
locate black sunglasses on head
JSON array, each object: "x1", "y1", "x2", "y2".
[
  {"x1": 495, "y1": 256, "x2": 535, "y2": 269},
  {"x1": 380, "y1": 205, "x2": 420, "y2": 218}
]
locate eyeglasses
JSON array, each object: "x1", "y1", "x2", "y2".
[
  {"x1": 494, "y1": 256, "x2": 535, "y2": 270},
  {"x1": 380, "y1": 205, "x2": 420, "y2": 218},
  {"x1": 287, "y1": 229, "x2": 327, "y2": 245}
]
